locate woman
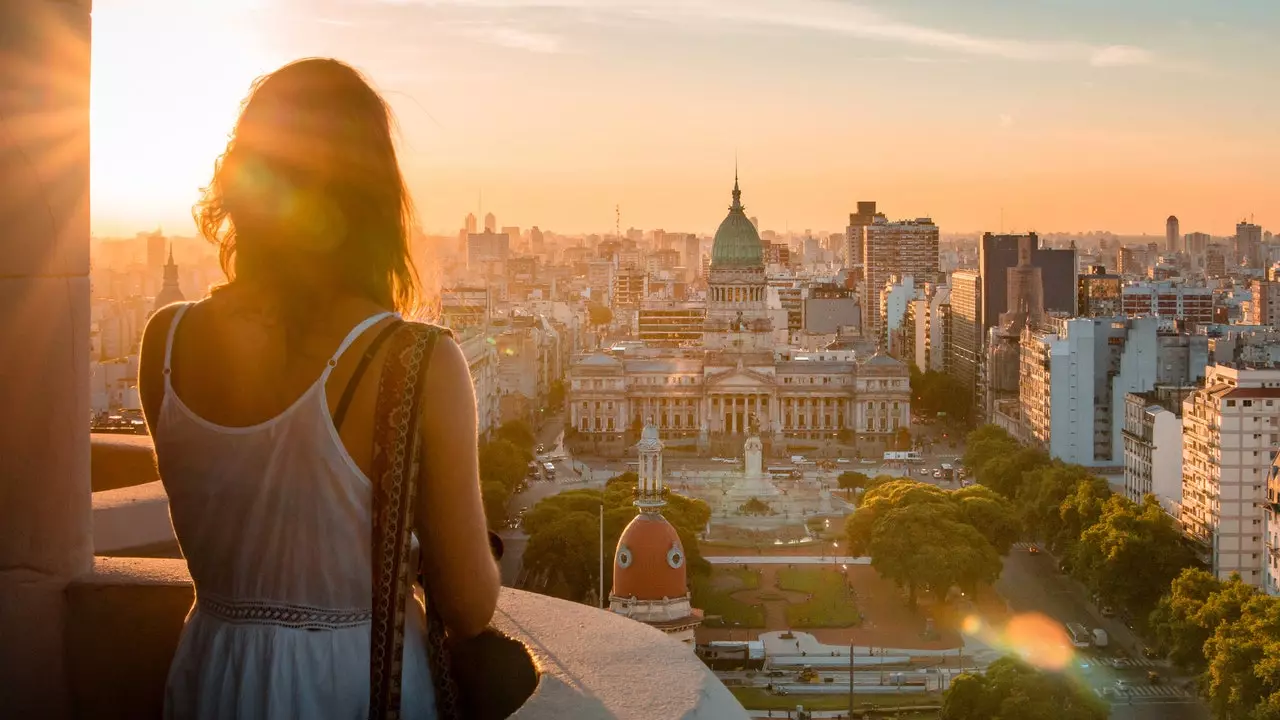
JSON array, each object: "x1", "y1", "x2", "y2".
[{"x1": 138, "y1": 58, "x2": 500, "y2": 718}]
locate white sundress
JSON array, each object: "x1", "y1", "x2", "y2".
[{"x1": 156, "y1": 303, "x2": 437, "y2": 719}]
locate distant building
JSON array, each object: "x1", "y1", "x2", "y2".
[
  {"x1": 1206, "y1": 244, "x2": 1227, "y2": 277},
  {"x1": 843, "y1": 201, "x2": 880, "y2": 267},
  {"x1": 978, "y1": 232, "x2": 1075, "y2": 335},
  {"x1": 484, "y1": 211, "x2": 496, "y2": 233},
  {"x1": 1167, "y1": 216, "x2": 1180, "y2": 253},
  {"x1": 1247, "y1": 280, "x2": 1280, "y2": 327},
  {"x1": 1123, "y1": 389, "x2": 1188, "y2": 514},
  {"x1": 947, "y1": 270, "x2": 982, "y2": 403},
  {"x1": 636, "y1": 301, "x2": 705, "y2": 346},
  {"x1": 1019, "y1": 316, "x2": 1162, "y2": 468},
  {"x1": 1121, "y1": 283, "x2": 1214, "y2": 322},
  {"x1": 464, "y1": 212, "x2": 477, "y2": 234},
  {"x1": 608, "y1": 424, "x2": 702, "y2": 644},
  {"x1": 1237, "y1": 221, "x2": 1264, "y2": 268},
  {"x1": 862, "y1": 216, "x2": 939, "y2": 339},
  {"x1": 1186, "y1": 232, "x2": 1210, "y2": 263},
  {"x1": 803, "y1": 285, "x2": 860, "y2": 335},
  {"x1": 152, "y1": 245, "x2": 185, "y2": 314},
  {"x1": 1078, "y1": 266, "x2": 1123, "y2": 317},
  {"x1": 1182, "y1": 365, "x2": 1280, "y2": 589},
  {"x1": 466, "y1": 231, "x2": 510, "y2": 270},
  {"x1": 880, "y1": 275, "x2": 917, "y2": 356}
]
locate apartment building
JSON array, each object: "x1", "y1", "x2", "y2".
[{"x1": 1181, "y1": 365, "x2": 1280, "y2": 588}]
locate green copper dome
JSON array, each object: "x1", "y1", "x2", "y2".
[{"x1": 711, "y1": 176, "x2": 763, "y2": 268}]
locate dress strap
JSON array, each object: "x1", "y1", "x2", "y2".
[
  {"x1": 321, "y1": 311, "x2": 398, "y2": 380},
  {"x1": 162, "y1": 302, "x2": 195, "y2": 382}
]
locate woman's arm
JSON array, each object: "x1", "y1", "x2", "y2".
[{"x1": 415, "y1": 335, "x2": 500, "y2": 638}]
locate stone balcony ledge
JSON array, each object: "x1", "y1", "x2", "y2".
[
  {"x1": 77, "y1": 435, "x2": 747, "y2": 719},
  {"x1": 68, "y1": 558, "x2": 745, "y2": 719}
]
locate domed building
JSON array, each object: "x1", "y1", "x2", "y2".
[
  {"x1": 608, "y1": 422, "x2": 702, "y2": 644},
  {"x1": 704, "y1": 175, "x2": 774, "y2": 352},
  {"x1": 566, "y1": 174, "x2": 912, "y2": 456}
]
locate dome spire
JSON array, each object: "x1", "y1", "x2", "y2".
[{"x1": 731, "y1": 165, "x2": 742, "y2": 211}]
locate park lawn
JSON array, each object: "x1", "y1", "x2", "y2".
[
  {"x1": 730, "y1": 687, "x2": 942, "y2": 717},
  {"x1": 691, "y1": 567, "x2": 765, "y2": 628},
  {"x1": 778, "y1": 567, "x2": 861, "y2": 628}
]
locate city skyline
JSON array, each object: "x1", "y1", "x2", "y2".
[{"x1": 90, "y1": 0, "x2": 1280, "y2": 236}]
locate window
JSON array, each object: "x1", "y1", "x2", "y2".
[
  {"x1": 1228, "y1": 400, "x2": 1237, "y2": 407},
  {"x1": 1245, "y1": 400, "x2": 1254, "y2": 408}
]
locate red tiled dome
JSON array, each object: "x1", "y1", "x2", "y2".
[{"x1": 611, "y1": 513, "x2": 688, "y2": 600}]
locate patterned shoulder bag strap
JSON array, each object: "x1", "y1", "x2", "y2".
[{"x1": 369, "y1": 324, "x2": 461, "y2": 720}]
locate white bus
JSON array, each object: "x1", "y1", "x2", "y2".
[
  {"x1": 1065, "y1": 622, "x2": 1091, "y2": 649},
  {"x1": 883, "y1": 451, "x2": 922, "y2": 463}
]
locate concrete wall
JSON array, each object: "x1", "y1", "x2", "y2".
[
  {"x1": 0, "y1": 1, "x2": 93, "y2": 714},
  {"x1": 66, "y1": 558, "x2": 746, "y2": 720}
]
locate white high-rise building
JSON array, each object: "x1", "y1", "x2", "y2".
[
  {"x1": 1181, "y1": 365, "x2": 1280, "y2": 590},
  {"x1": 1019, "y1": 316, "x2": 1160, "y2": 467}
]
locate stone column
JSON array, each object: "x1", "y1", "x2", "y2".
[{"x1": 0, "y1": 1, "x2": 92, "y2": 715}]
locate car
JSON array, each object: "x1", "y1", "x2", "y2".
[
  {"x1": 836, "y1": 458, "x2": 851, "y2": 464},
  {"x1": 765, "y1": 670, "x2": 788, "y2": 677},
  {"x1": 933, "y1": 470, "x2": 943, "y2": 479},
  {"x1": 535, "y1": 444, "x2": 546, "y2": 453},
  {"x1": 1028, "y1": 545, "x2": 1040, "y2": 555},
  {"x1": 918, "y1": 468, "x2": 930, "y2": 476},
  {"x1": 1143, "y1": 646, "x2": 1160, "y2": 659},
  {"x1": 860, "y1": 458, "x2": 877, "y2": 465},
  {"x1": 1148, "y1": 671, "x2": 1162, "y2": 685},
  {"x1": 1100, "y1": 606, "x2": 1115, "y2": 618}
]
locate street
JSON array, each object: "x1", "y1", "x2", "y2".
[{"x1": 997, "y1": 544, "x2": 1209, "y2": 720}]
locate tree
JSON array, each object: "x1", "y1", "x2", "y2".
[
  {"x1": 865, "y1": 501, "x2": 1000, "y2": 607},
  {"x1": 521, "y1": 478, "x2": 711, "y2": 604},
  {"x1": 587, "y1": 302, "x2": 612, "y2": 328},
  {"x1": 976, "y1": 446, "x2": 1050, "y2": 500},
  {"x1": 494, "y1": 420, "x2": 536, "y2": 454},
  {"x1": 547, "y1": 379, "x2": 566, "y2": 411},
  {"x1": 1071, "y1": 495, "x2": 1202, "y2": 626},
  {"x1": 1203, "y1": 594, "x2": 1280, "y2": 720},
  {"x1": 836, "y1": 471, "x2": 870, "y2": 492},
  {"x1": 911, "y1": 367, "x2": 974, "y2": 424},
  {"x1": 844, "y1": 479, "x2": 950, "y2": 554},
  {"x1": 963, "y1": 425, "x2": 1020, "y2": 474},
  {"x1": 1015, "y1": 463, "x2": 1095, "y2": 550},
  {"x1": 951, "y1": 484, "x2": 1021, "y2": 555},
  {"x1": 892, "y1": 427, "x2": 912, "y2": 450},
  {"x1": 478, "y1": 438, "x2": 532, "y2": 530},
  {"x1": 942, "y1": 656, "x2": 1107, "y2": 720},
  {"x1": 1149, "y1": 568, "x2": 1254, "y2": 672},
  {"x1": 739, "y1": 497, "x2": 774, "y2": 516}
]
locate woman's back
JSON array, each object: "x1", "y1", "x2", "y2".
[
  {"x1": 138, "y1": 57, "x2": 499, "y2": 718},
  {"x1": 144, "y1": 296, "x2": 443, "y2": 719},
  {"x1": 155, "y1": 296, "x2": 392, "y2": 609}
]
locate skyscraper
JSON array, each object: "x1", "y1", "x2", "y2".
[
  {"x1": 978, "y1": 233, "x2": 1076, "y2": 335},
  {"x1": 484, "y1": 212, "x2": 497, "y2": 233},
  {"x1": 843, "y1": 201, "x2": 880, "y2": 267},
  {"x1": 862, "y1": 216, "x2": 939, "y2": 340},
  {"x1": 464, "y1": 213, "x2": 477, "y2": 234},
  {"x1": 1237, "y1": 221, "x2": 1263, "y2": 268},
  {"x1": 1166, "y1": 215, "x2": 1180, "y2": 253},
  {"x1": 948, "y1": 270, "x2": 982, "y2": 400}
]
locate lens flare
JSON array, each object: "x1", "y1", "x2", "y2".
[{"x1": 959, "y1": 611, "x2": 1076, "y2": 672}]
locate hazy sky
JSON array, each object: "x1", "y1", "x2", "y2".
[{"x1": 91, "y1": 0, "x2": 1280, "y2": 238}]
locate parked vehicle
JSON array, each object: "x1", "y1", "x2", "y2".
[
  {"x1": 1066, "y1": 623, "x2": 1091, "y2": 649},
  {"x1": 1092, "y1": 628, "x2": 1109, "y2": 648}
]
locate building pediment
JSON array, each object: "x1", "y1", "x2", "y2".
[{"x1": 705, "y1": 367, "x2": 774, "y2": 389}]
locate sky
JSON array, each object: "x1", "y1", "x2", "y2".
[{"x1": 90, "y1": 0, "x2": 1280, "y2": 238}]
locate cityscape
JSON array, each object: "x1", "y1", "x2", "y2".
[
  {"x1": 84, "y1": 168, "x2": 1280, "y2": 720},
  {"x1": 7, "y1": 1, "x2": 1280, "y2": 719}
]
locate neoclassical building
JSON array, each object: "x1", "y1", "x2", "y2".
[{"x1": 569, "y1": 178, "x2": 911, "y2": 452}]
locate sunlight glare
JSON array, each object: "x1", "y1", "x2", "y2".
[{"x1": 91, "y1": 0, "x2": 279, "y2": 231}]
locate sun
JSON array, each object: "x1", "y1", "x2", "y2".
[{"x1": 90, "y1": 0, "x2": 278, "y2": 233}]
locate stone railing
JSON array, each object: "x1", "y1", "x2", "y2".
[{"x1": 74, "y1": 436, "x2": 748, "y2": 719}]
